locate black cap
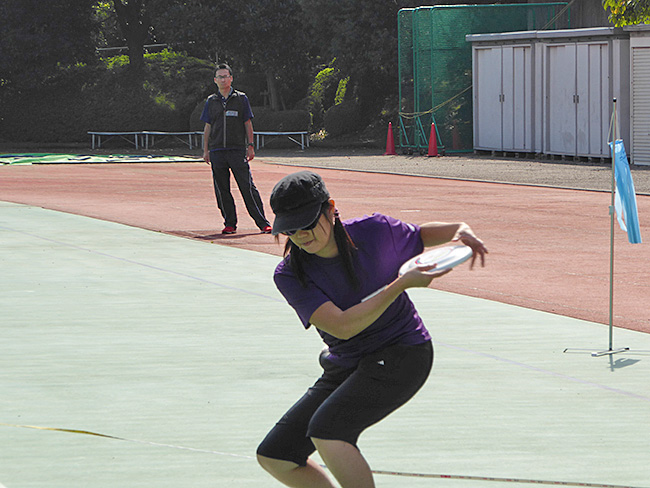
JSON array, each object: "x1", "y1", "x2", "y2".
[{"x1": 270, "y1": 171, "x2": 330, "y2": 235}]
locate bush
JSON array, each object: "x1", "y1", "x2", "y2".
[
  {"x1": 140, "y1": 50, "x2": 215, "y2": 124},
  {"x1": 0, "y1": 50, "x2": 214, "y2": 143},
  {"x1": 323, "y1": 101, "x2": 362, "y2": 138},
  {"x1": 251, "y1": 107, "x2": 311, "y2": 132},
  {"x1": 305, "y1": 63, "x2": 343, "y2": 130},
  {"x1": 189, "y1": 100, "x2": 207, "y2": 131},
  {"x1": 243, "y1": 107, "x2": 311, "y2": 148}
]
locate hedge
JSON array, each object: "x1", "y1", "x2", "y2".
[{"x1": 0, "y1": 51, "x2": 214, "y2": 143}]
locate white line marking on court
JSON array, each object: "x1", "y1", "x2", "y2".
[{"x1": 2, "y1": 423, "x2": 646, "y2": 488}]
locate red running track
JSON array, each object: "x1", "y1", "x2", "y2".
[{"x1": 1, "y1": 160, "x2": 648, "y2": 334}]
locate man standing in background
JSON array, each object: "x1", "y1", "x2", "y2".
[{"x1": 201, "y1": 63, "x2": 271, "y2": 235}]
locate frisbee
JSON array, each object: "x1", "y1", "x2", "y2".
[
  {"x1": 361, "y1": 245, "x2": 473, "y2": 302},
  {"x1": 398, "y1": 245, "x2": 473, "y2": 276}
]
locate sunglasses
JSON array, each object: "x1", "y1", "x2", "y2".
[{"x1": 283, "y1": 214, "x2": 322, "y2": 236}]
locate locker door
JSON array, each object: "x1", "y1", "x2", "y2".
[
  {"x1": 546, "y1": 43, "x2": 577, "y2": 155},
  {"x1": 503, "y1": 45, "x2": 532, "y2": 151},
  {"x1": 502, "y1": 46, "x2": 515, "y2": 150},
  {"x1": 474, "y1": 46, "x2": 503, "y2": 150},
  {"x1": 576, "y1": 42, "x2": 609, "y2": 157}
]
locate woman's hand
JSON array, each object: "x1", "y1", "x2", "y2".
[
  {"x1": 398, "y1": 263, "x2": 452, "y2": 289},
  {"x1": 453, "y1": 226, "x2": 488, "y2": 269},
  {"x1": 420, "y1": 221, "x2": 488, "y2": 270}
]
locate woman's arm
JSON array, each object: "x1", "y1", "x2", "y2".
[
  {"x1": 309, "y1": 263, "x2": 448, "y2": 340},
  {"x1": 310, "y1": 221, "x2": 487, "y2": 340}
]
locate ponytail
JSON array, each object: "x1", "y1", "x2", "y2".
[{"x1": 333, "y1": 209, "x2": 359, "y2": 289}]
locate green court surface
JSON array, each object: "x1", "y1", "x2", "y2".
[{"x1": 1, "y1": 201, "x2": 649, "y2": 488}]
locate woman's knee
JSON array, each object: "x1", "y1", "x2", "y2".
[
  {"x1": 311, "y1": 437, "x2": 356, "y2": 452},
  {"x1": 257, "y1": 453, "x2": 299, "y2": 475}
]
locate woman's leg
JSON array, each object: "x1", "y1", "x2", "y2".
[
  {"x1": 257, "y1": 353, "x2": 355, "y2": 487},
  {"x1": 311, "y1": 438, "x2": 375, "y2": 488},
  {"x1": 257, "y1": 455, "x2": 337, "y2": 488},
  {"x1": 306, "y1": 342, "x2": 434, "y2": 488}
]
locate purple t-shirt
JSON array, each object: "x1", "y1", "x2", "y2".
[{"x1": 273, "y1": 213, "x2": 431, "y2": 368}]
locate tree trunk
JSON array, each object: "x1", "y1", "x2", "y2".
[
  {"x1": 113, "y1": 0, "x2": 149, "y2": 75},
  {"x1": 265, "y1": 70, "x2": 280, "y2": 111}
]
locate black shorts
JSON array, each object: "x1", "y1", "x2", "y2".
[{"x1": 256, "y1": 341, "x2": 433, "y2": 466}]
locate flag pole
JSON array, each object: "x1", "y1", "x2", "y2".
[
  {"x1": 565, "y1": 98, "x2": 644, "y2": 358},
  {"x1": 607, "y1": 99, "x2": 617, "y2": 352},
  {"x1": 592, "y1": 98, "x2": 629, "y2": 357},
  {"x1": 565, "y1": 99, "x2": 628, "y2": 357}
]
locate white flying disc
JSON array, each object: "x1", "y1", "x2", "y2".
[
  {"x1": 398, "y1": 245, "x2": 473, "y2": 276},
  {"x1": 361, "y1": 245, "x2": 473, "y2": 302}
]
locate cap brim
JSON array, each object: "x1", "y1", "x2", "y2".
[{"x1": 271, "y1": 201, "x2": 322, "y2": 236}]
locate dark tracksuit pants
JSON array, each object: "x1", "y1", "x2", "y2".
[{"x1": 209, "y1": 148, "x2": 269, "y2": 230}]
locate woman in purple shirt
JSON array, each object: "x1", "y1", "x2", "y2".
[{"x1": 257, "y1": 171, "x2": 487, "y2": 488}]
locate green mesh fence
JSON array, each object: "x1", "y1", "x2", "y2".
[{"x1": 398, "y1": 3, "x2": 570, "y2": 153}]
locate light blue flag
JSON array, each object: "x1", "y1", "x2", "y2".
[{"x1": 609, "y1": 140, "x2": 642, "y2": 244}]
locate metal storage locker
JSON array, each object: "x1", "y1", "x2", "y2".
[
  {"x1": 539, "y1": 28, "x2": 630, "y2": 159},
  {"x1": 543, "y1": 35, "x2": 610, "y2": 158},
  {"x1": 472, "y1": 39, "x2": 535, "y2": 152},
  {"x1": 469, "y1": 28, "x2": 630, "y2": 159},
  {"x1": 626, "y1": 25, "x2": 650, "y2": 166}
]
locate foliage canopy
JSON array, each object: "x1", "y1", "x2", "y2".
[
  {"x1": 603, "y1": 0, "x2": 650, "y2": 26},
  {"x1": 0, "y1": 0, "x2": 99, "y2": 89}
]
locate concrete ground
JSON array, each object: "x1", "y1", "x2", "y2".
[
  {"x1": 1, "y1": 146, "x2": 649, "y2": 488},
  {"x1": 0, "y1": 146, "x2": 650, "y2": 488},
  {"x1": 1, "y1": 203, "x2": 650, "y2": 488}
]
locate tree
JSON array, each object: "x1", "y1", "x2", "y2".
[
  {"x1": 0, "y1": 0, "x2": 98, "y2": 90},
  {"x1": 240, "y1": 0, "x2": 309, "y2": 110},
  {"x1": 154, "y1": 0, "x2": 309, "y2": 110},
  {"x1": 603, "y1": 0, "x2": 650, "y2": 25},
  {"x1": 112, "y1": 0, "x2": 151, "y2": 73},
  {"x1": 300, "y1": 0, "x2": 421, "y2": 121},
  {"x1": 152, "y1": 0, "x2": 241, "y2": 60}
]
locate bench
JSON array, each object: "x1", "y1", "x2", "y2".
[
  {"x1": 89, "y1": 130, "x2": 309, "y2": 151},
  {"x1": 88, "y1": 132, "x2": 142, "y2": 149},
  {"x1": 141, "y1": 131, "x2": 204, "y2": 150},
  {"x1": 253, "y1": 131, "x2": 309, "y2": 150},
  {"x1": 88, "y1": 131, "x2": 204, "y2": 150}
]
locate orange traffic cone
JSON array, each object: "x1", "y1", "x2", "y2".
[
  {"x1": 384, "y1": 122, "x2": 396, "y2": 155},
  {"x1": 427, "y1": 122, "x2": 438, "y2": 157}
]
